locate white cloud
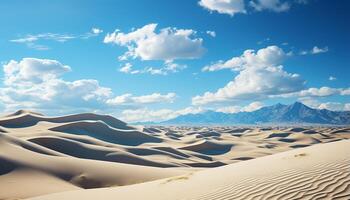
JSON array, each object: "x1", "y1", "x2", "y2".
[
  {"x1": 195, "y1": 46, "x2": 303, "y2": 105},
  {"x1": 275, "y1": 86, "x2": 350, "y2": 98},
  {"x1": 11, "y1": 29, "x2": 103, "y2": 50},
  {"x1": 206, "y1": 30, "x2": 216, "y2": 37},
  {"x1": 194, "y1": 67, "x2": 304, "y2": 105},
  {"x1": 119, "y1": 63, "x2": 133, "y2": 73},
  {"x1": 297, "y1": 87, "x2": 340, "y2": 97},
  {"x1": 216, "y1": 101, "x2": 264, "y2": 113},
  {"x1": 299, "y1": 98, "x2": 350, "y2": 111},
  {"x1": 202, "y1": 45, "x2": 286, "y2": 72},
  {"x1": 106, "y1": 93, "x2": 176, "y2": 106},
  {"x1": 311, "y1": 46, "x2": 329, "y2": 54},
  {"x1": 3, "y1": 58, "x2": 71, "y2": 86},
  {"x1": 318, "y1": 102, "x2": 350, "y2": 111},
  {"x1": 329, "y1": 76, "x2": 336, "y2": 81},
  {"x1": 104, "y1": 24, "x2": 206, "y2": 61},
  {"x1": 199, "y1": 0, "x2": 246, "y2": 16},
  {"x1": 120, "y1": 107, "x2": 203, "y2": 122},
  {"x1": 0, "y1": 58, "x2": 176, "y2": 114},
  {"x1": 0, "y1": 58, "x2": 112, "y2": 113},
  {"x1": 91, "y1": 28, "x2": 103, "y2": 34},
  {"x1": 10, "y1": 33, "x2": 76, "y2": 50},
  {"x1": 199, "y1": 45, "x2": 347, "y2": 106},
  {"x1": 300, "y1": 46, "x2": 329, "y2": 55},
  {"x1": 10, "y1": 33, "x2": 75, "y2": 43},
  {"x1": 119, "y1": 61, "x2": 187, "y2": 75},
  {"x1": 250, "y1": 0, "x2": 290, "y2": 12},
  {"x1": 241, "y1": 101, "x2": 264, "y2": 112}
]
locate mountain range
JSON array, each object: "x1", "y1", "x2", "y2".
[{"x1": 159, "y1": 102, "x2": 350, "y2": 125}]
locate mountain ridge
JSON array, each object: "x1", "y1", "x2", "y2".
[{"x1": 159, "y1": 102, "x2": 350, "y2": 125}]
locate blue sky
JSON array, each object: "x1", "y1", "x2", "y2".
[{"x1": 0, "y1": 0, "x2": 349, "y2": 122}]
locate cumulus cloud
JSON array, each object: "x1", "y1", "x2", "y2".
[
  {"x1": 202, "y1": 45, "x2": 286, "y2": 72},
  {"x1": 194, "y1": 66, "x2": 304, "y2": 105},
  {"x1": 106, "y1": 93, "x2": 176, "y2": 106},
  {"x1": 3, "y1": 58, "x2": 71, "y2": 86},
  {"x1": 0, "y1": 58, "x2": 176, "y2": 114},
  {"x1": 199, "y1": 0, "x2": 246, "y2": 16},
  {"x1": 195, "y1": 46, "x2": 304, "y2": 105},
  {"x1": 250, "y1": 0, "x2": 290, "y2": 12},
  {"x1": 216, "y1": 101, "x2": 264, "y2": 113},
  {"x1": 0, "y1": 58, "x2": 112, "y2": 112},
  {"x1": 104, "y1": 23, "x2": 206, "y2": 61}
]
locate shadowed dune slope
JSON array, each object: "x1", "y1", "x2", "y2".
[
  {"x1": 0, "y1": 133, "x2": 186, "y2": 200},
  {"x1": 49, "y1": 121, "x2": 162, "y2": 146}
]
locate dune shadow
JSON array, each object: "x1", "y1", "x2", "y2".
[{"x1": 0, "y1": 158, "x2": 16, "y2": 175}]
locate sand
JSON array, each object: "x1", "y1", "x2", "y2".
[{"x1": 0, "y1": 110, "x2": 349, "y2": 199}]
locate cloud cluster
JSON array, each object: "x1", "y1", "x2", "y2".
[
  {"x1": 0, "y1": 58, "x2": 112, "y2": 112},
  {"x1": 3, "y1": 58, "x2": 71, "y2": 86},
  {"x1": 0, "y1": 58, "x2": 176, "y2": 114},
  {"x1": 104, "y1": 23, "x2": 206, "y2": 61},
  {"x1": 195, "y1": 46, "x2": 304, "y2": 105}
]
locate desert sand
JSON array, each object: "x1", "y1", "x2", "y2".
[{"x1": 0, "y1": 110, "x2": 349, "y2": 200}]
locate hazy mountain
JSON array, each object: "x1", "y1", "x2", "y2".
[{"x1": 161, "y1": 102, "x2": 350, "y2": 125}]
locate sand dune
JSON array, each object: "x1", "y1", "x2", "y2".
[
  {"x1": 0, "y1": 110, "x2": 349, "y2": 199},
  {"x1": 28, "y1": 140, "x2": 350, "y2": 200}
]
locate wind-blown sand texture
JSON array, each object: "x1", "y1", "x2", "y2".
[{"x1": 0, "y1": 110, "x2": 349, "y2": 200}]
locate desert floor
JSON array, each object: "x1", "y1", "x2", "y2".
[{"x1": 0, "y1": 110, "x2": 349, "y2": 200}]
